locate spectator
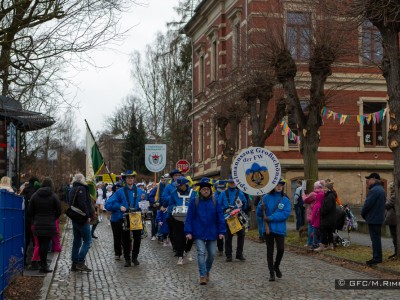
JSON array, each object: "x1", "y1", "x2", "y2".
[
  {"x1": 293, "y1": 180, "x2": 305, "y2": 230},
  {"x1": 361, "y1": 172, "x2": 386, "y2": 266},
  {"x1": 314, "y1": 183, "x2": 336, "y2": 251},
  {"x1": 0, "y1": 176, "x2": 14, "y2": 192},
  {"x1": 69, "y1": 173, "x2": 95, "y2": 272},
  {"x1": 303, "y1": 181, "x2": 324, "y2": 249},
  {"x1": 385, "y1": 182, "x2": 397, "y2": 259},
  {"x1": 28, "y1": 178, "x2": 61, "y2": 273}
]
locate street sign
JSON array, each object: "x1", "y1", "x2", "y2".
[
  {"x1": 176, "y1": 159, "x2": 190, "y2": 174},
  {"x1": 48, "y1": 150, "x2": 58, "y2": 161}
]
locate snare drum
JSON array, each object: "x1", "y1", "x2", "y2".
[{"x1": 172, "y1": 206, "x2": 188, "y2": 222}]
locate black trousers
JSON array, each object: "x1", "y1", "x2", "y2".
[
  {"x1": 111, "y1": 220, "x2": 124, "y2": 256},
  {"x1": 217, "y1": 236, "x2": 224, "y2": 252},
  {"x1": 225, "y1": 227, "x2": 245, "y2": 258},
  {"x1": 320, "y1": 225, "x2": 334, "y2": 245},
  {"x1": 37, "y1": 236, "x2": 51, "y2": 267},
  {"x1": 111, "y1": 219, "x2": 142, "y2": 260},
  {"x1": 265, "y1": 232, "x2": 285, "y2": 273},
  {"x1": 172, "y1": 218, "x2": 193, "y2": 257},
  {"x1": 122, "y1": 229, "x2": 142, "y2": 260}
]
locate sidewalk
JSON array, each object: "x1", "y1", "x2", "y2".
[{"x1": 287, "y1": 221, "x2": 395, "y2": 251}]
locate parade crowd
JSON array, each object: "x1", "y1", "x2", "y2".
[{"x1": 3, "y1": 168, "x2": 397, "y2": 285}]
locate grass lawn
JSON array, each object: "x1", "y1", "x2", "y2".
[{"x1": 246, "y1": 228, "x2": 400, "y2": 274}]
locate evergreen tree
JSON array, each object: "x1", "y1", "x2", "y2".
[
  {"x1": 122, "y1": 111, "x2": 148, "y2": 174},
  {"x1": 122, "y1": 112, "x2": 138, "y2": 171},
  {"x1": 134, "y1": 115, "x2": 148, "y2": 175}
]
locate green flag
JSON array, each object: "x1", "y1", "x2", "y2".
[{"x1": 86, "y1": 124, "x2": 104, "y2": 181}]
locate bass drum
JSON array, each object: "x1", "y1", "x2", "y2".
[{"x1": 172, "y1": 206, "x2": 188, "y2": 223}]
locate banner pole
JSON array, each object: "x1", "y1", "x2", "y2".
[{"x1": 85, "y1": 119, "x2": 115, "y2": 185}]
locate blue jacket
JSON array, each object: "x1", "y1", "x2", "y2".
[
  {"x1": 156, "y1": 210, "x2": 169, "y2": 234},
  {"x1": 219, "y1": 187, "x2": 248, "y2": 211},
  {"x1": 148, "y1": 187, "x2": 156, "y2": 204},
  {"x1": 256, "y1": 191, "x2": 291, "y2": 236},
  {"x1": 168, "y1": 186, "x2": 195, "y2": 214},
  {"x1": 161, "y1": 183, "x2": 176, "y2": 207},
  {"x1": 361, "y1": 183, "x2": 386, "y2": 225},
  {"x1": 184, "y1": 194, "x2": 226, "y2": 240},
  {"x1": 104, "y1": 185, "x2": 144, "y2": 222}
]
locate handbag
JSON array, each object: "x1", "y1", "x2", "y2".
[{"x1": 65, "y1": 188, "x2": 88, "y2": 224}]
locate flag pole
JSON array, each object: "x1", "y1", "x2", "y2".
[{"x1": 85, "y1": 119, "x2": 115, "y2": 186}]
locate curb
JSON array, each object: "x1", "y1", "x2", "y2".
[
  {"x1": 38, "y1": 217, "x2": 70, "y2": 300},
  {"x1": 285, "y1": 242, "x2": 400, "y2": 277}
]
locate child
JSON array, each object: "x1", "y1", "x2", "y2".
[{"x1": 156, "y1": 207, "x2": 170, "y2": 246}]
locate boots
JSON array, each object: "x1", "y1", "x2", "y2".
[
  {"x1": 124, "y1": 260, "x2": 131, "y2": 267},
  {"x1": 76, "y1": 262, "x2": 92, "y2": 272},
  {"x1": 132, "y1": 257, "x2": 140, "y2": 266},
  {"x1": 269, "y1": 272, "x2": 275, "y2": 281},
  {"x1": 39, "y1": 263, "x2": 52, "y2": 273},
  {"x1": 71, "y1": 262, "x2": 78, "y2": 271},
  {"x1": 274, "y1": 265, "x2": 282, "y2": 278}
]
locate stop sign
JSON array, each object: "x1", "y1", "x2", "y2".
[{"x1": 176, "y1": 159, "x2": 190, "y2": 174}]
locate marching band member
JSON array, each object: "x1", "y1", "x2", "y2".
[
  {"x1": 185, "y1": 178, "x2": 226, "y2": 285},
  {"x1": 219, "y1": 176, "x2": 248, "y2": 262},
  {"x1": 256, "y1": 178, "x2": 291, "y2": 282},
  {"x1": 168, "y1": 176, "x2": 196, "y2": 265},
  {"x1": 162, "y1": 169, "x2": 183, "y2": 249},
  {"x1": 105, "y1": 170, "x2": 144, "y2": 267},
  {"x1": 214, "y1": 180, "x2": 227, "y2": 256}
]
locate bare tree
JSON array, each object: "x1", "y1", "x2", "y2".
[
  {"x1": 348, "y1": 0, "x2": 400, "y2": 258},
  {"x1": 0, "y1": 0, "x2": 139, "y2": 109},
  {"x1": 130, "y1": 31, "x2": 192, "y2": 169},
  {"x1": 250, "y1": 0, "x2": 357, "y2": 190}
]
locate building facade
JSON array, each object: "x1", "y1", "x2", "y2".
[{"x1": 185, "y1": 0, "x2": 392, "y2": 204}]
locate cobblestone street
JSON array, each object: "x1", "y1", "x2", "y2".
[{"x1": 45, "y1": 219, "x2": 399, "y2": 300}]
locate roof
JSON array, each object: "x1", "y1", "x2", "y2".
[{"x1": 0, "y1": 95, "x2": 55, "y2": 131}]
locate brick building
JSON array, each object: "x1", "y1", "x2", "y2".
[{"x1": 184, "y1": 0, "x2": 392, "y2": 204}]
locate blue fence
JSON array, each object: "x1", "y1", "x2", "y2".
[{"x1": 0, "y1": 190, "x2": 24, "y2": 300}]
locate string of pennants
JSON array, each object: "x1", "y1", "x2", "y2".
[
  {"x1": 279, "y1": 120, "x2": 300, "y2": 145},
  {"x1": 321, "y1": 106, "x2": 388, "y2": 125},
  {"x1": 279, "y1": 106, "x2": 388, "y2": 145}
]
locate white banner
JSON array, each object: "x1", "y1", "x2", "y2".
[
  {"x1": 232, "y1": 147, "x2": 281, "y2": 196},
  {"x1": 145, "y1": 144, "x2": 166, "y2": 173}
]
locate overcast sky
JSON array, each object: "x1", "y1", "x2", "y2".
[{"x1": 69, "y1": 0, "x2": 179, "y2": 142}]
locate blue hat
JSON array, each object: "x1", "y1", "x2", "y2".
[
  {"x1": 173, "y1": 176, "x2": 189, "y2": 186},
  {"x1": 169, "y1": 169, "x2": 183, "y2": 177},
  {"x1": 217, "y1": 180, "x2": 227, "y2": 188},
  {"x1": 226, "y1": 176, "x2": 235, "y2": 183},
  {"x1": 278, "y1": 178, "x2": 286, "y2": 185},
  {"x1": 115, "y1": 182, "x2": 122, "y2": 187},
  {"x1": 195, "y1": 177, "x2": 213, "y2": 189},
  {"x1": 122, "y1": 170, "x2": 137, "y2": 178}
]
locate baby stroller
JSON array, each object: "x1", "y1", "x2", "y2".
[{"x1": 333, "y1": 205, "x2": 357, "y2": 247}]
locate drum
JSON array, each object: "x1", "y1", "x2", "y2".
[{"x1": 172, "y1": 205, "x2": 188, "y2": 222}]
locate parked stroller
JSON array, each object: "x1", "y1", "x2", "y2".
[{"x1": 333, "y1": 205, "x2": 357, "y2": 247}]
